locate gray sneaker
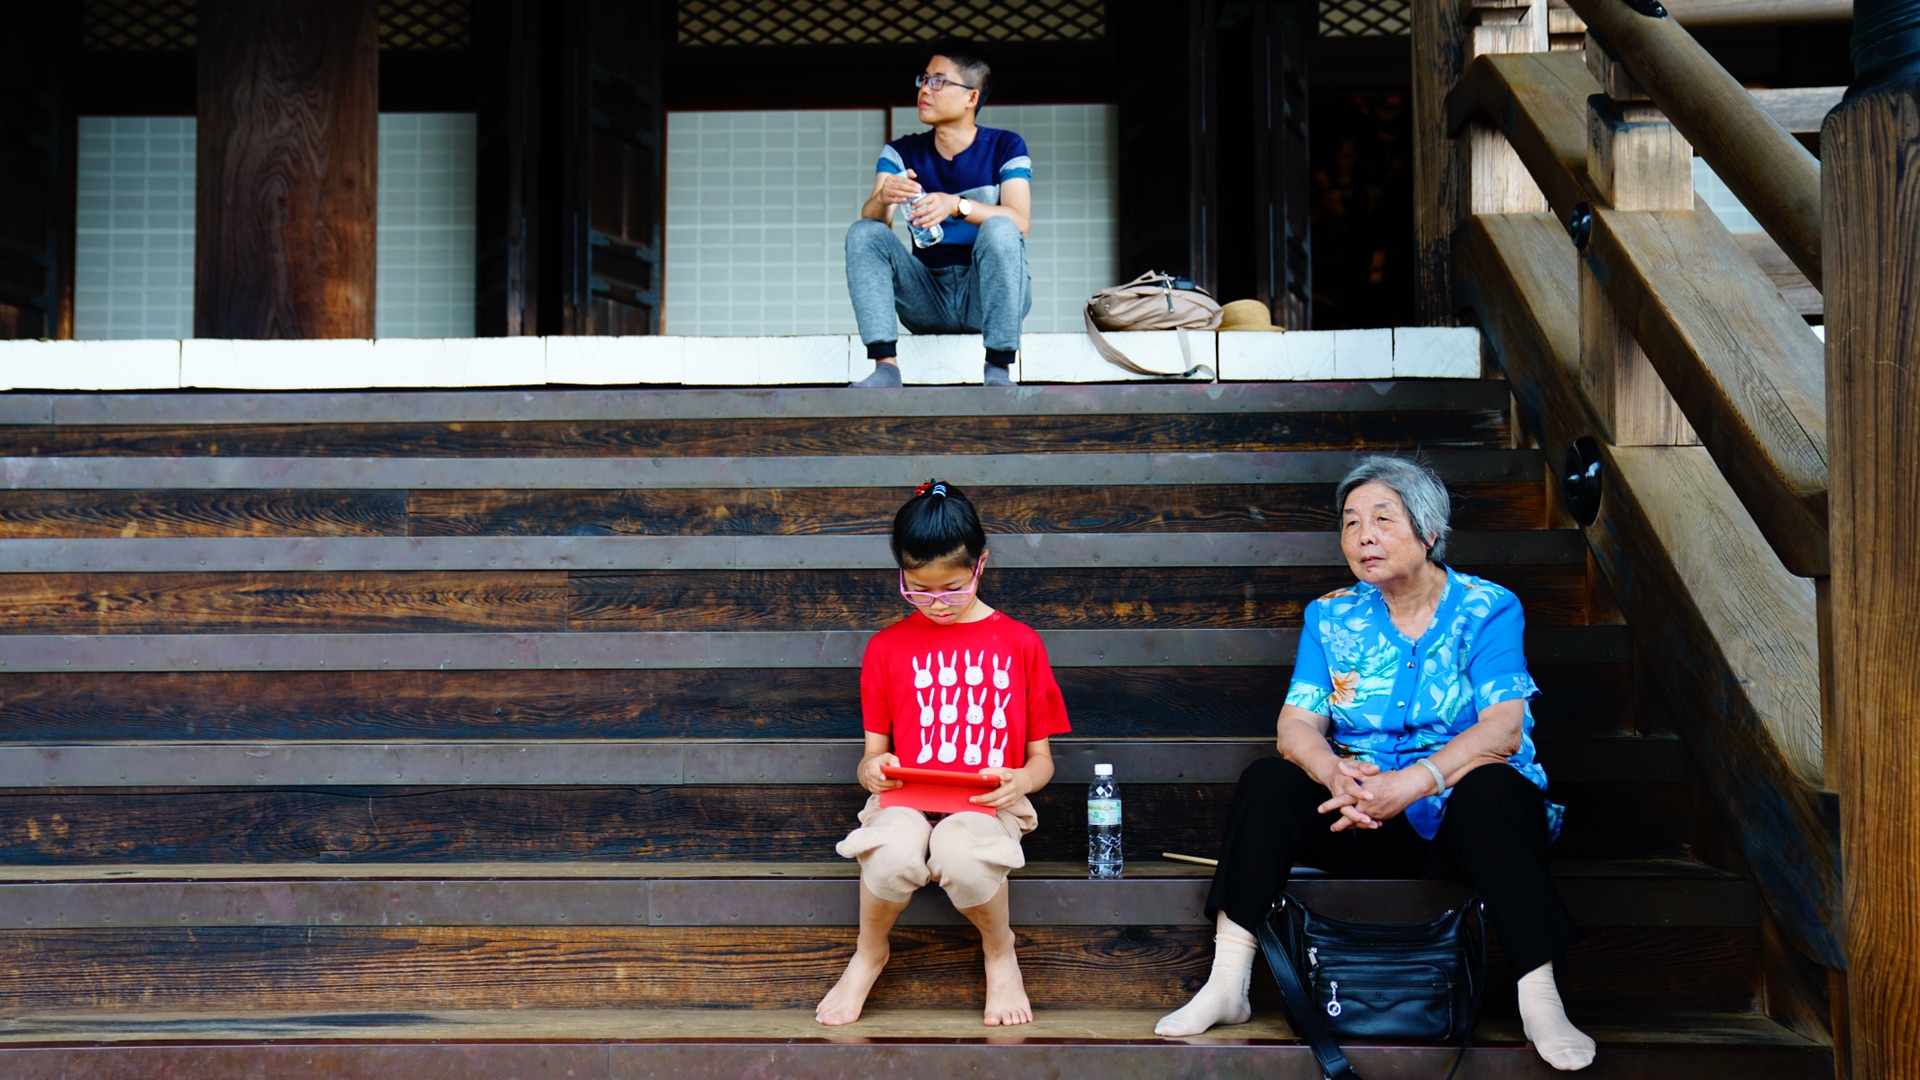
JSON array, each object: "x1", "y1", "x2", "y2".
[{"x1": 983, "y1": 364, "x2": 1015, "y2": 387}]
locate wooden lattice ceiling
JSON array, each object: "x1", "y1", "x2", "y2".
[
  {"x1": 1320, "y1": 0, "x2": 1410, "y2": 37},
  {"x1": 78, "y1": 0, "x2": 474, "y2": 51},
  {"x1": 677, "y1": 0, "x2": 1106, "y2": 47}
]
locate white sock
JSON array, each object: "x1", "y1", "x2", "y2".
[
  {"x1": 1154, "y1": 915, "x2": 1256, "y2": 1037},
  {"x1": 1518, "y1": 961, "x2": 1596, "y2": 1070}
]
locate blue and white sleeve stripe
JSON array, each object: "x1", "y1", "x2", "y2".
[
  {"x1": 999, "y1": 154, "x2": 1033, "y2": 183},
  {"x1": 877, "y1": 145, "x2": 906, "y2": 176}
]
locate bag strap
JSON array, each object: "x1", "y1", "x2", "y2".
[
  {"x1": 1438, "y1": 899, "x2": 1489, "y2": 1080},
  {"x1": 1258, "y1": 901, "x2": 1359, "y2": 1080},
  {"x1": 1081, "y1": 305, "x2": 1218, "y2": 380}
]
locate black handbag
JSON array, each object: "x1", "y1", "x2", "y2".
[{"x1": 1257, "y1": 893, "x2": 1487, "y2": 1080}]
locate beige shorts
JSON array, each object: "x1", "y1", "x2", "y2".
[{"x1": 834, "y1": 794, "x2": 1039, "y2": 910}]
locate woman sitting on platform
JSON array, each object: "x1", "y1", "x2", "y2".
[{"x1": 1154, "y1": 455, "x2": 1595, "y2": 1072}]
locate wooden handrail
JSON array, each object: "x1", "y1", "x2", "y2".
[
  {"x1": 1566, "y1": 0, "x2": 1824, "y2": 289},
  {"x1": 1664, "y1": 0, "x2": 1853, "y2": 25},
  {"x1": 1451, "y1": 51, "x2": 1829, "y2": 576},
  {"x1": 1455, "y1": 212, "x2": 1838, "y2": 969}
]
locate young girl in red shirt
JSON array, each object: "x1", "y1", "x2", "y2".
[{"x1": 814, "y1": 480, "x2": 1071, "y2": 1027}]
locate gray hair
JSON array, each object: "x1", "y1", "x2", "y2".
[{"x1": 1334, "y1": 455, "x2": 1452, "y2": 563}]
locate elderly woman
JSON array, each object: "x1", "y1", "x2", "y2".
[{"x1": 1154, "y1": 455, "x2": 1594, "y2": 1072}]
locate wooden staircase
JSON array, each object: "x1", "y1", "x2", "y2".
[{"x1": 0, "y1": 377, "x2": 1830, "y2": 1076}]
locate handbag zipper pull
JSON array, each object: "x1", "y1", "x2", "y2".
[
  {"x1": 1307, "y1": 946, "x2": 1318, "y2": 967},
  {"x1": 1326, "y1": 981, "x2": 1343, "y2": 1018}
]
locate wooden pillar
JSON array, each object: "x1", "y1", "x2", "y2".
[
  {"x1": 1825, "y1": 80, "x2": 1920, "y2": 1080},
  {"x1": 195, "y1": 0, "x2": 378, "y2": 339},
  {"x1": 1578, "y1": 32, "x2": 1698, "y2": 446},
  {"x1": 1412, "y1": 0, "x2": 1548, "y2": 325}
]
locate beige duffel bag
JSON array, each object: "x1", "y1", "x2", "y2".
[{"x1": 1083, "y1": 271, "x2": 1222, "y2": 379}]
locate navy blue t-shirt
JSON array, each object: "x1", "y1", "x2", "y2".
[{"x1": 877, "y1": 126, "x2": 1032, "y2": 268}]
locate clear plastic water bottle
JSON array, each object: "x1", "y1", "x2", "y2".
[
  {"x1": 1088, "y1": 763, "x2": 1123, "y2": 878},
  {"x1": 902, "y1": 193, "x2": 944, "y2": 249}
]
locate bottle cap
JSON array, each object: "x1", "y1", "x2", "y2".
[{"x1": 1093, "y1": 763, "x2": 1113, "y2": 777}]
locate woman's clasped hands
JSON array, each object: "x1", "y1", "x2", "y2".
[{"x1": 1316, "y1": 757, "x2": 1432, "y2": 832}]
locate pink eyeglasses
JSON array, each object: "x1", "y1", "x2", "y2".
[{"x1": 898, "y1": 559, "x2": 984, "y2": 607}]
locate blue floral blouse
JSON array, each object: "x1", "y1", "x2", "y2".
[{"x1": 1283, "y1": 567, "x2": 1563, "y2": 841}]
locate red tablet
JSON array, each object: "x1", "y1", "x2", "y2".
[{"x1": 878, "y1": 765, "x2": 1001, "y2": 815}]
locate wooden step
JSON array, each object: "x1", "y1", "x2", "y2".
[
  {"x1": 3, "y1": 382, "x2": 1512, "y2": 427},
  {"x1": 0, "y1": 859, "x2": 1756, "y2": 930},
  {"x1": 0, "y1": 479, "x2": 1554, "y2": 538},
  {"x1": 0, "y1": 1008, "x2": 1832, "y2": 1080},
  {"x1": 0, "y1": 863, "x2": 1759, "y2": 1015},
  {"x1": 0, "y1": 659, "x2": 1638, "y2": 741}
]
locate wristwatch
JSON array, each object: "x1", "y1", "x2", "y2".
[{"x1": 955, "y1": 197, "x2": 974, "y2": 220}]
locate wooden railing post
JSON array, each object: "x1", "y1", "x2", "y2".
[
  {"x1": 1826, "y1": 43, "x2": 1920, "y2": 1078},
  {"x1": 1413, "y1": 0, "x2": 1548, "y2": 324},
  {"x1": 1577, "y1": 33, "x2": 1699, "y2": 446}
]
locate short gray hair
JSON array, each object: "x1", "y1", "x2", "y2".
[{"x1": 1334, "y1": 455, "x2": 1452, "y2": 563}]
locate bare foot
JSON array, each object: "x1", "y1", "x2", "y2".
[
  {"x1": 981, "y1": 936, "x2": 1032, "y2": 1026},
  {"x1": 815, "y1": 946, "x2": 889, "y2": 1026}
]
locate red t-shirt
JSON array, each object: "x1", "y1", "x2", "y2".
[{"x1": 860, "y1": 610, "x2": 1072, "y2": 773}]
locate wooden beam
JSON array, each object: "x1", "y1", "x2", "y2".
[
  {"x1": 1415, "y1": 0, "x2": 1552, "y2": 325},
  {"x1": 1825, "y1": 83, "x2": 1920, "y2": 1078},
  {"x1": 1734, "y1": 232, "x2": 1822, "y2": 317},
  {"x1": 1450, "y1": 51, "x2": 1831, "y2": 575},
  {"x1": 1580, "y1": 34, "x2": 1698, "y2": 448},
  {"x1": 1586, "y1": 207, "x2": 1828, "y2": 576},
  {"x1": 1752, "y1": 86, "x2": 1845, "y2": 136},
  {"x1": 1663, "y1": 0, "x2": 1853, "y2": 27},
  {"x1": 1564, "y1": 0, "x2": 1823, "y2": 289},
  {"x1": 1455, "y1": 212, "x2": 1840, "y2": 968},
  {"x1": 194, "y1": 0, "x2": 378, "y2": 338}
]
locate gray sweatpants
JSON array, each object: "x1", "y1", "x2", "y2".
[{"x1": 844, "y1": 216, "x2": 1033, "y2": 355}]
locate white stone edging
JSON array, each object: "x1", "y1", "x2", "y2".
[{"x1": 1, "y1": 328, "x2": 1482, "y2": 391}]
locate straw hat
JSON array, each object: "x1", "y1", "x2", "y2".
[{"x1": 1218, "y1": 299, "x2": 1284, "y2": 331}]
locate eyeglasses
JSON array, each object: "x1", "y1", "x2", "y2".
[
  {"x1": 915, "y1": 73, "x2": 974, "y2": 93},
  {"x1": 899, "y1": 559, "x2": 984, "y2": 607}
]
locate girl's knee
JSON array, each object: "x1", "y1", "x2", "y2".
[{"x1": 927, "y1": 814, "x2": 1024, "y2": 909}]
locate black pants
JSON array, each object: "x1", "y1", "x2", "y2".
[{"x1": 1207, "y1": 757, "x2": 1580, "y2": 975}]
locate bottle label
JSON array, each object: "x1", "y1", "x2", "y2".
[{"x1": 1087, "y1": 798, "x2": 1122, "y2": 826}]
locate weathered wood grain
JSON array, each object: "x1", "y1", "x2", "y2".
[
  {"x1": 0, "y1": 411, "x2": 1513, "y2": 459},
  {"x1": 0, "y1": 490, "x2": 407, "y2": 539},
  {"x1": 0, "y1": 781, "x2": 1688, "y2": 864},
  {"x1": 1825, "y1": 86, "x2": 1920, "y2": 1077},
  {"x1": 195, "y1": 0, "x2": 377, "y2": 338},
  {"x1": 0, "y1": 662, "x2": 1631, "y2": 742},
  {"x1": 406, "y1": 483, "x2": 1553, "y2": 537},
  {"x1": 1735, "y1": 233, "x2": 1822, "y2": 318},
  {"x1": 1449, "y1": 51, "x2": 1598, "y2": 219},
  {"x1": 1455, "y1": 211, "x2": 1839, "y2": 968},
  {"x1": 0, "y1": 572, "x2": 569, "y2": 634},
  {"x1": 0, "y1": 923, "x2": 1757, "y2": 1012},
  {"x1": 1588, "y1": 208, "x2": 1827, "y2": 576},
  {"x1": 1563, "y1": 0, "x2": 1822, "y2": 288},
  {"x1": 563, "y1": 564, "x2": 1591, "y2": 631}
]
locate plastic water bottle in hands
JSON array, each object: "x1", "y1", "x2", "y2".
[{"x1": 901, "y1": 191, "x2": 944, "y2": 249}]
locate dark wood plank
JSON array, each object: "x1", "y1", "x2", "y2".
[
  {"x1": 0, "y1": 781, "x2": 1690, "y2": 864},
  {"x1": 407, "y1": 483, "x2": 1551, "y2": 537},
  {"x1": 0, "y1": 923, "x2": 1757, "y2": 1013},
  {"x1": 0, "y1": 410, "x2": 1514, "y2": 458},
  {"x1": 0, "y1": 663, "x2": 1630, "y2": 743},
  {"x1": 195, "y1": 0, "x2": 378, "y2": 338},
  {"x1": 1826, "y1": 86, "x2": 1920, "y2": 1077},
  {"x1": 0, "y1": 572, "x2": 568, "y2": 634},
  {"x1": 0, "y1": 490, "x2": 407, "y2": 539},
  {"x1": 564, "y1": 564, "x2": 1591, "y2": 631}
]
